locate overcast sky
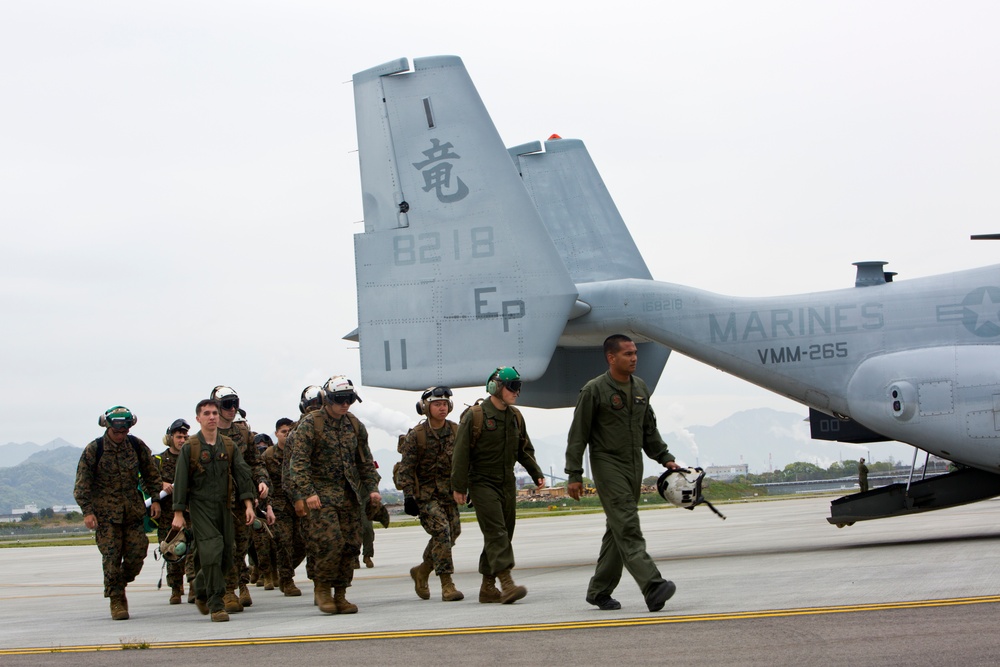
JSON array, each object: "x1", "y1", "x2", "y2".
[{"x1": 2, "y1": 2, "x2": 999, "y2": 472}]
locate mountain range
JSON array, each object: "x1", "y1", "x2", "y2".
[{"x1": 0, "y1": 409, "x2": 921, "y2": 513}]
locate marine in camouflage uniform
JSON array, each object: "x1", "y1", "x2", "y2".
[
  {"x1": 155, "y1": 419, "x2": 191, "y2": 604},
  {"x1": 74, "y1": 406, "x2": 162, "y2": 620},
  {"x1": 211, "y1": 386, "x2": 272, "y2": 613},
  {"x1": 452, "y1": 368, "x2": 546, "y2": 604},
  {"x1": 286, "y1": 376, "x2": 380, "y2": 614},
  {"x1": 250, "y1": 432, "x2": 278, "y2": 590},
  {"x1": 263, "y1": 418, "x2": 305, "y2": 596},
  {"x1": 397, "y1": 386, "x2": 463, "y2": 601},
  {"x1": 566, "y1": 334, "x2": 678, "y2": 613},
  {"x1": 282, "y1": 388, "x2": 325, "y2": 587}
]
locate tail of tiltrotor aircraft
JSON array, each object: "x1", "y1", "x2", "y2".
[
  {"x1": 349, "y1": 56, "x2": 668, "y2": 407},
  {"x1": 507, "y1": 137, "x2": 670, "y2": 406}
]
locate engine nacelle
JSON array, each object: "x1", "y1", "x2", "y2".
[{"x1": 847, "y1": 346, "x2": 1000, "y2": 471}]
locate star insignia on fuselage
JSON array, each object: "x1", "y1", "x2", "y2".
[{"x1": 961, "y1": 287, "x2": 1000, "y2": 337}]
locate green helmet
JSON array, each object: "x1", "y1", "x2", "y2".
[
  {"x1": 486, "y1": 366, "x2": 521, "y2": 397},
  {"x1": 99, "y1": 406, "x2": 136, "y2": 430}
]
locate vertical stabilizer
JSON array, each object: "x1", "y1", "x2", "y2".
[
  {"x1": 351, "y1": 56, "x2": 578, "y2": 390},
  {"x1": 512, "y1": 137, "x2": 653, "y2": 282},
  {"x1": 506, "y1": 137, "x2": 669, "y2": 405}
]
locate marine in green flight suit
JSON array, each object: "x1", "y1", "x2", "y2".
[
  {"x1": 566, "y1": 334, "x2": 679, "y2": 613},
  {"x1": 171, "y1": 399, "x2": 255, "y2": 622},
  {"x1": 452, "y1": 367, "x2": 546, "y2": 604}
]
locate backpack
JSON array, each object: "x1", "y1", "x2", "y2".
[
  {"x1": 90, "y1": 434, "x2": 144, "y2": 473},
  {"x1": 459, "y1": 399, "x2": 526, "y2": 449},
  {"x1": 310, "y1": 410, "x2": 364, "y2": 456},
  {"x1": 392, "y1": 420, "x2": 460, "y2": 493}
]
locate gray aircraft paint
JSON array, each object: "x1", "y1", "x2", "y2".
[{"x1": 349, "y1": 55, "x2": 1000, "y2": 475}]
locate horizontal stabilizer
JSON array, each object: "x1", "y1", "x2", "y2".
[
  {"x1": 352, "y1": 56, "x2": 578, "y2": 390},
  {"x1": 522, "y1": 342, "x2": 670, "y2": 408}
]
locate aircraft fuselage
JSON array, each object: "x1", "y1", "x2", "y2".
[{"x1": 564, "y1": 264, "x2": 1000, "y2": 472}]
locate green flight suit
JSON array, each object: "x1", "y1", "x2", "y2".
[
  {"x1": 172, "y1": 431, "x2": 254, "y2": 612},
  {"x1": 452, "y1": 398, "x2": 544, "y2": 576},
  {"x1": 566, "y1": 372, "x2": 674, "y2": 599}
]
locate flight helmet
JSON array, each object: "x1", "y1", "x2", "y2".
[
  {"x1": 417, "y1": 386, "x2": 454, "y2": 416},
  {"x1": 211, "y1": 386, "x2": 240, "y2": 412},
  {"x1": 657, "y1": 467, "x2": 727, "y2": 520},
  {"x1": 165, "y1": 418, "x2": 190, "y2": 436},
  {"x1": 323, "y1": 375, "x2": 362, "y2": 405},
  {"x1": 158, "y1": 526, "x2": 192, "y2": 563},
  {"x1": 99, "y1": 406, "x2": 137, "y2": 430},
  {"x1": 486, "y1": 367, "x2": 521, "y2": 397},
  {"x1": 299, "y1": 385, "x2": 323, "y2": 414}
]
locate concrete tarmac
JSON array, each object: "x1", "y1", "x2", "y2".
[{"x1": 3, "y1": 495, "x2": 1000, "y2": 665}]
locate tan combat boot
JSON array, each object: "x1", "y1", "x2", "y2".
[
  {"x1": 497, "y1": 569, "x2": 527, "y2": 604},
  {"x1": 410, "y1": 560, "x2": 433, "y2": 600},
  {"x1": 211, "y1": 609, "x2": 230, "y2": 622},
  {"x1": 169, "y1": 583, "x2": 183, "y2": 605},
  {"x1": 281, "y1": 578, "x2": 302, "y2": 597},
  {"x1": 250, "y1": 565, "x2": 259, "y2": 585},
  {"x1": 223, "y1": 591, "x2": 243, "y2": 613},
  {"x1": 364, "y1": 556, "x2": 374, "y2": 568},
  {"x1": 109, "y1": 594, "x2": 129, "y2": 620},
  {"x1": 239, "y1": 582, "x2": 253, "y2": 607},
  {"x1": 333, "y1": 587, "x2": 358, "y2": 614},
  {"x1": 478, "y1": 575, "x2": 502, "y2": 603},
  {"x1": 440, "y1": 573, "x2": 464, "y2": 602},
  {"x1": 264, "y1": 569, "x2": 276, "y2": 591},
  {"x1": 315, "y1": 584, "x2": 337, "y2": 614}
]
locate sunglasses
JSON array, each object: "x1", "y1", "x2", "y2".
[
  {"x1": 331, "y1": 394, "x2": 356, "y2": 405},
  {"x1": 219, "y1": 398, "x2": 240, "y2": 411},
  {"x1": 503, "y1": 381, "x2": 522, "y2": 393},
  {"x1": 108, "y1": 419, "x2": 132, "y2": 430}
]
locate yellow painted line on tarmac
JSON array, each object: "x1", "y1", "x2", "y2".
[{"x1": 3, "y1": 595, "x2": 1000, "y2": 655}]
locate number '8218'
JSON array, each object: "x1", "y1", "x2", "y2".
[{"x1": 393, "y1": 227, "x2": 495, "y2": 265}]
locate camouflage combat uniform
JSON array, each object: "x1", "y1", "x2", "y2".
[
  {"x1": 262, "y1": 442, "x2": 306, "y2": 588},
  {"x1": 397, "y1": 419, "x2": 462, "y2": 575},
  {"x1": 172, "y1": 431, "x2": 255, "y2": 613},
  {"x1": 286, "y1": 409, "x2": 378, "y2": 590},
  {"x1": 282, "y1": 409, "x2": 321, "y2": 583},
  {"x1": 219, "y1": 421, "x2": 270, "y2": 596},
  {"x1": 154, "y1": 445, "x2": 187, "y2": 593},
  {"x1": 452, "y1": 400, "x2": 543, "y2": 576},
  {"x1": 74, "y1": 433, "x2": 162, "y2": 599}
]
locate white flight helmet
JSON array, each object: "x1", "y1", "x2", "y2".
[
  {"x1": 299, "y1": 385, "x2": 323, "y2": 414},
  {"x1": 657, "y1": 467, "x2": 726, "y2": 520}
]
